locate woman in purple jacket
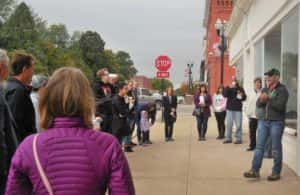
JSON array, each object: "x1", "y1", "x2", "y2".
[
  {"x1": 193, "y1": 84, "x2": 212, "y2": 141},
  {"x1": 5, "y1": 67, "x2": 135, "y2": 195}
]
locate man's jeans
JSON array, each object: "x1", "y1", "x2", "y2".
[
  {"x1": 252, "y1": 120, "x2": 284, "y2": 174},
  {"x1": 226, "y1": 110, "x2": 243, "y2": 142}
]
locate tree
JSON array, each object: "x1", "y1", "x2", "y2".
[
  {"x1": 115, "y1": 51, "x2": 137, "y2": 79},
  {"x1": 102, "y1": 49, "x2": 120, "y2": 73},
  {"x1": 177, "y1": 82, "x2": 189, "y2": 96},
  {"x1": 79, "y1": 31, "x2": 105, "y2": 74},
  {"x1": 151, "y1": 78, "x2": 173, "y2": 92},
  {"x1": 0, "y1": 2, "x2": 38, "y2": 49},
  {"x1": 0, "y1": 0, "x2": 15, "y2": 20},
  {"x1": 47, "y1": 24, "x2": 69, "y2": 48}
]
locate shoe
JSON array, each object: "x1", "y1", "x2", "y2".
[
  {"x1": 130, "y1": 142, "x2": 137, "y2": 147},
  {"x1": 148, "y1": 140, "x2": 153, "y2": 144},
  {"x1": 169, "y1": 138, "x2": 175, "y2": 142},
  {"x1": 267, "y1": 173, "x2": 281, "y2": 181},
  {"x1": 246, "y1": 148, "x2": 255, "y2": 151},
  {"x1": 138, "y1": 140, "x2": 143, "y2": 145},
  {"x1": 165, "y1": 138, "x2": 169, "y2": 142},
  {"x1": 216, "y1": 136, "x2": 222, "y2": 140},
  {"x1": 124, "y1": 147, "x2": 134, "y2": 153},
  {"x1": 223, "y1": 140, "x2": 232, "y2": 144},
  {"x1": 234, "y1": 141, "x2": 242, "y2": 144},
  {"x1": 244, "y1": 170, "x2": 260, "y2": 178}
]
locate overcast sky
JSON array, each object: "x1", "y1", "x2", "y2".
[{"x1": 22, "y1": 0, "x2": 205, "y2": 87}]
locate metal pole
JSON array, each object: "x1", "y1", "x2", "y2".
[{"x1": 220, "y1": 34, "x2": 225, "y2": 86}]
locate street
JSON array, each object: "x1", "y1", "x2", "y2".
[{"x1": 126, "y1": 105, "x2": 300, "y2": 195}]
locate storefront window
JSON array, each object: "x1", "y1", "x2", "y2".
[
  {"x1": 235, "y1": 57, "x2": 244, "y2": 85},
  {"x1": 281, "y1": 8, "x2": 298, "y2": 130}
]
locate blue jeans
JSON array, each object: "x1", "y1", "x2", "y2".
[
  {"x1": 252, "y1": 120, "x2": 284, "y2": 174},
  {"x1": 226, "y1": 110, "x2": 243, "y2": 142},
  {"x1": 196, "y1": 114, "x2": 209, "y2": 138}
]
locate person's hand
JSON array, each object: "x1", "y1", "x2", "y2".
[{"x1": 259, "y1": 93, "x2": 269, "y2": 103}]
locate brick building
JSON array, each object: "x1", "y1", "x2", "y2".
[
  {"x1": 133, "y1": 75, "x2": 152, "y2": 89},
  {"x1": 203, "y1": 0, "x2": 236, "y2": 94}
]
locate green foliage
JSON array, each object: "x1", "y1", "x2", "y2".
[
  {"x1": 79, "y1": 31, "x2": 105, "y2": 74},
  {"x1": 0, "y1": 2, "x2": 137, "y2": 82},
  {"x1": 47, "y1": 24, "x2": 69, "y2": 48},
  {"x1": 0, "y1": 0, "x2": 15, "y2": 20},
  {"x1": 151, "y1": 78, "x2": 173, "y2": 92},
  {"x1": 115, "y1": 51, "x2": 137, "y2": 79}
]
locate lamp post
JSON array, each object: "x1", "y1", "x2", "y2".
[
  {"x1": 187, "y1": 63, "x2": 193, "y2": 94},
  {"x1": 215, "y1": 18, "x2": 227, "y2": 86}
]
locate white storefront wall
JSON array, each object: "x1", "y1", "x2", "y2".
[{"x1": 229, "y1": 0, "x2": 300, "y2": 175}]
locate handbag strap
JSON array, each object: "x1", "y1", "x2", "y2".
[{"x1": 33, "y1": 134, "x2": 54, "y2": 195}]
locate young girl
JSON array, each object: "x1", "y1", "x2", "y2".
[
  {"x1": 213, "y1": 85, "x2": 227, "y2": 139},
  {"x1": 140, "y1": 110, "x2": 151, "y2": 145}
]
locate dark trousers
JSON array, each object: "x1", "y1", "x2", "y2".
[
  {"x1": 165, "y1": 117, "x2": 174, "y2": 139},
  {"x1": 142, "y1": 131, "x2": 150, "y2": 143},
  {"x1": 249, "y1": 118, "x2": 258, "y2": 149},
  {"x1": 196, "y1": 113, "x2": 209, "y2": 138},
  {"x1": 0, "y1": 174, "x2": 6, "y2": 195},
  {"x1": 101, "y1": 114, "x2": 113, "y2": 134},
  {"x1": 215, "y1": 111, "x2": 226, "y2": 138}
]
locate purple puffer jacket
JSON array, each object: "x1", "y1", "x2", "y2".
[{"x1": 5, "y1": 117, "x2": 135, "y2": 195}]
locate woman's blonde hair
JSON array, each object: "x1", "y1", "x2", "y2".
[{"x1": 39, "y1": 67, "x2": 95, "y2": 129}]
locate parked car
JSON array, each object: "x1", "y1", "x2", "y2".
[
  {"x1": 177, "y1": 96, "x2": 185, "y2": 104},
  {"x1": 137, "y1": 88, "x2": 162, "y2": 109}
]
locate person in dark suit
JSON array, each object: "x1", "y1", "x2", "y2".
[
  {"x1": 162, "y1": 87, "x2": 177, "y2": 142},
  {"x1": 112, "y1": 82, "x2": 133, "y2": 152}
]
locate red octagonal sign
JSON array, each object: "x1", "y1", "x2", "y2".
[{"x1": 155, "y1": 56, "x2": 172, "y2": 72}]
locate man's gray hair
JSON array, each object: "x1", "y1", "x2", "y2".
[{"x1": 0, "y1": 48, "x2": 9, "y2": 65}]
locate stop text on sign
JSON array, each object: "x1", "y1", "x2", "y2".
[{"x1": 155, "y1": 56, "x2": 172, "y2": 72}]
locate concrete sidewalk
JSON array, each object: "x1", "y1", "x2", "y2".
[{"x1": 126, "y1": 105, "x2": 300, "y2": 195}]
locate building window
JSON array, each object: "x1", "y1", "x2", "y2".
[
  {"x1": 281, "y1": 8, "x2": 299, "y2": 130},
  {"x1": 235, "y1": 57, "x2": 244, "y2": 85}
]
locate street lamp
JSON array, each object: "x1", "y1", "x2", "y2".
[
  {"x1": 215, "y1": 18, "x2": 227, "y2": 85},
  {"x1": 187, "y1": 63, "x2": 193, "y2": 94}
]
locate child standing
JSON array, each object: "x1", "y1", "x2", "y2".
[{"x1": 140, "y1": 110, "x2": 151, "y2": 145}]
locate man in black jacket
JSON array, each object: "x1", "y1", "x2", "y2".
[
  {"x1": 244, "y1": 68, "x2": 289, "y2": 181},
  {"x1": 0, "y1": 49, "x2": 18, "y2": 194},
  {"x1": 93, "y1": 68, "x2": 113, "y2": 133},
  {"x1": 223, "y1": 77, "x2": 247, "y2": 144},
  {"x1": 4, "y1": 52, "x2": 36, "y2": 143},
  {"x1": 162, "y1": 87, "x2": 178, "y2": 142}
]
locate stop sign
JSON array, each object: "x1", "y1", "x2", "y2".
[{"x1": 155, "y1": 56, "x2": 172, "y2": 71}]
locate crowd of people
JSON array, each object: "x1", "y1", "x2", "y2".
[
  {"x1": 0, "y1": 47, "x2": 290, "y2": 194},
  {"x1": 193, "y1": 70, "x2": 289, "y2": 181},
  {"x1": 0, "y1": 49, "x2": 166, "y2": 194}
]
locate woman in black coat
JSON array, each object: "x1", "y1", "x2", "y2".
[
  {"x1": 162, "y1": 87, "x2": 177, "y2": 142},
  {"x1": 112, "y1": 82, "x2": 133, "y2": 152}
]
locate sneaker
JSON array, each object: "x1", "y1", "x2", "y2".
[
  {"x1": 234, "y1": 141, "x2": 242, "y2": 144},
  {"x1": 223, "y1": 140, "x2": 232, "y2": 144},
  {"x1": 244, "y1": 170, "x2": 260, "y2": 178},
  {"x1": 130, "y1": 142, "x2": 137, "y2": 147},
  {"x1": 267, "y1": 173, "x2": 281, "y2": 181}
]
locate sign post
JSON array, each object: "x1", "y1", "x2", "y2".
[{"x1": 155, "y1": 55, "x2": 172, "y2": 122}]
